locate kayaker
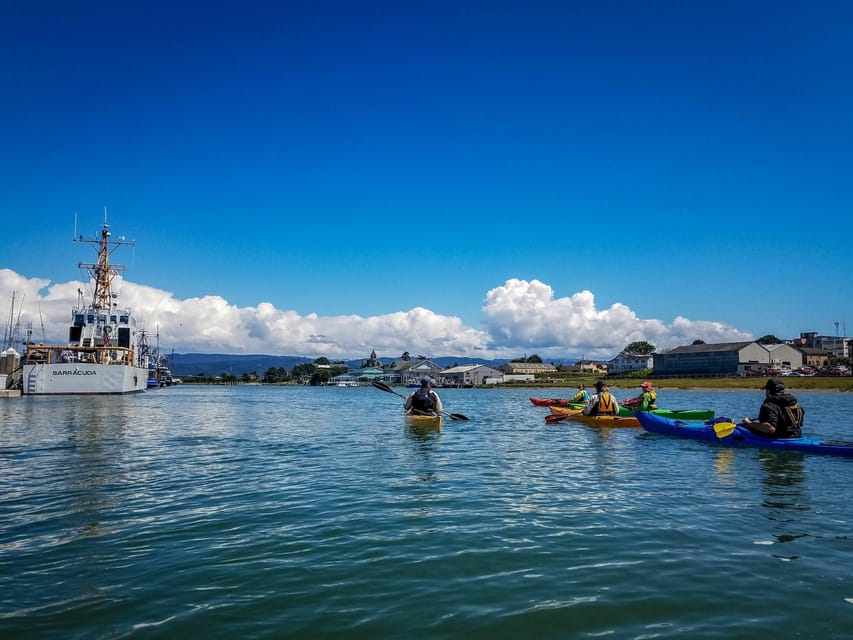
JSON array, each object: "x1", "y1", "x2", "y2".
[
  {"x1": 405, "y1": 376, "x2": 443, "y2": 416},
  {"x1": 569, "y1": 384, "x2": 589, "y2": 404},
  {"x1": 583, "y1": 380, "x2": 619, "y2": 416},
  {"x1": 743, "y1": 377, "x2": 804, "y2": 438},
  {"x1": 624, "y1": 381, "x2": 658, "y2": 411}
]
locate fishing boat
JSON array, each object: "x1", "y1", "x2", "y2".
[
  {"x1": 137, "y1": 327, "x2": 176, "y2": 388},
  {"x1": 137, "y1": 329, "x2": 161, "y2": 388},
  {"x1": 21, "y1": 220, "x2": 150, "y2": 395}
]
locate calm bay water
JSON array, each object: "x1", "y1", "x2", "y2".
[{"x1": 1, "y1": 385, "x2": 852, "y2": 639}]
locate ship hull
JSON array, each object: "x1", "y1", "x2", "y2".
[{"x1": 22, "y1": 363, "x2": 149, "y2": 395}]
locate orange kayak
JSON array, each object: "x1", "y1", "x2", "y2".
[{"x1": 548, "y1": 405, "x2": 641, "y2": 428}]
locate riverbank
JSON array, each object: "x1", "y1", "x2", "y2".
[{"x1": 507, "y1": 376, "x2": 853, "y2": 392}]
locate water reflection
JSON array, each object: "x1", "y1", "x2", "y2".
[
  {"x1": 713, "y1": 449, "x2": 736, "y2": 486},
  {"x1": 757, "y1": 451, "x2": 809, "y2": 559},
  {"x1": 405, "y1": 425, "x2": 441, "y2": 484},
  {"x1": 582, "y1": 425, "x2": 620, "y2": 480},
  {"x1": 759, "y1": 451, "x2": 807, "y2": 514},
  {"x1": 63, "y1": 399, "x2": 129, "y2": 540}
]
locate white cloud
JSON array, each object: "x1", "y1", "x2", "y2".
[
  {"x1": 1, "y1": 270, "x2": 752, "y2": 361},
  {"x1": 481, "y1": 279, "x2": 752, "y2": 358}
]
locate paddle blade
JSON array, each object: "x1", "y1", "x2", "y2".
[
  {"x1": 713, "y1": 422, "x2": 738, "y2": 438},
  {"x1": 545, "y1": 414, "x2": 568, "y2": 424},
  {"x1": 371, "y1": 380, "x2": 393, "y2": 393},
  {"x1": 372, "y1": 380, "x2": 407, "y2": 400},
  {"x1": 447, "y1": 412, "x2": 469, "y2": 421}
]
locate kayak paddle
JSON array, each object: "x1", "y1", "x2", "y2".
[
  {"x1": 713, "y1": 421, "x2": 739, "y2": 438},
  {"x1": 545, "y1": 409, "x2": 583, "y2": 424},
  {"x1": 371, "y1": 380, "x2": 469, "y2": 421}
]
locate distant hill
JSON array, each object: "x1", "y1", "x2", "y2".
[
  {"x1": 171, "y1": 354, "x2": 313, "y2": 376},
  {"x1": 169, "y1": 353, "x2": 509, "y2": 376}
]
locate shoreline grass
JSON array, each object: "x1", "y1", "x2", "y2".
[{"x1": 505, "y1": 376, "x2": 853, "y2": 392}]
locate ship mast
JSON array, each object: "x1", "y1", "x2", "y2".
[
  {"x1": 76, "y1": 222, "x2": 135, "y2": 312},
  {"x1": 3, "y1": 291, "x2": 17, "y2": 350}
]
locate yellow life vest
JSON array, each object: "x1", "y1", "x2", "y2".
[{"x1": 596, "y1": 391, "x2": 617, "y2": 415}]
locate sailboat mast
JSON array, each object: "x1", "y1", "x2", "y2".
[{"x1": 3, "y1": 291, "x2": 15, "y2": 350}]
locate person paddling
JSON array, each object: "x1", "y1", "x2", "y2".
[
  {"x1": 583, "y1": 379, "x2": 619, "y2": 416},
  {"x1": 743, "y1": 378, "x2": 804, "y2": 438},
  {"x1": 569, "y1": 384, "x2": 589, "y2": 404},
  {"x1": 624, "y1": 381, "x2": 658, "y2": 411},
  {"x1": 405, "y1": 376, "x2": 443, "y2": 416}
]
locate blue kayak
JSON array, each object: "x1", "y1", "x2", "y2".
[{"x1": 635, "y1": 411, "x2": 853, "y2": 458}]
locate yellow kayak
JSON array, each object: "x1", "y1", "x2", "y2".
[
  {"x1": 405, "y1": 411, "x2": 442, "y2": 430},
  {"x1": 548, "y1": 405, "x2": 641, "y2": 428}
]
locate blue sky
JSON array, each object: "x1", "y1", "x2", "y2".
[{"x1": 2, "y1": 1, "x2": 852, "y2": 360}]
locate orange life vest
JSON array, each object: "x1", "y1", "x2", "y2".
[{"x1": 595, "y1": 391, "x2": 617, "y2": 415}]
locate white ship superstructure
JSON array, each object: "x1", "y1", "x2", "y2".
[{"x1": 22, "y1": 220, "x2": 149, "y2": 394}]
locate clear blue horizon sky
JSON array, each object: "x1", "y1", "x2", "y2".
[{"x1": 2, "y1": 1, "x2": 852, "y2": 359}]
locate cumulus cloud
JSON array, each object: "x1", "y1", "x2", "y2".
[
  {"x1": 0, "y1": 268, "x2": 491, "y2": 358},
  {"x1": 1, "y1": 270, "x2": 752, "y2": 361},
  {"x1": 481, "y1": 279, "x2": 752, "y2": 358}
]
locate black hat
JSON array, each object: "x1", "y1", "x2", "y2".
[
  {"x1": 594, "y1": 379, "x2": 606, "y2": 390},
  {"x1": 764, "y1": 377, "x2": 785, "y2": 393}
]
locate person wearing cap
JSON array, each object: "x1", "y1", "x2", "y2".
[
  {"x1": 582, "y1": 379, "x2": 619, "y2": 416},
  {"x1": 624, "y1": 381, "x2": 658, "y2": 411},
  {"x1": 569, "y1": 384, "x2": 589, "y2": 404},
  {"x1": 743, "y1": 378, "x2": 804, "y2": 438},
  {"x1": 405, "y1": 376, "x2": 443, "y2": 416}
]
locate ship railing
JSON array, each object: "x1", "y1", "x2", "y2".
[{"x1": 24, "y1": 344, "x2": 138, "y2": 366}]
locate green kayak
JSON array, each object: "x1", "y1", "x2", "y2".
[{"x1": 564, "y1": 403, "x2": 714, "y2": 422}]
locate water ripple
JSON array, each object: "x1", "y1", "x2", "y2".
[{"x1": 1, "y1": 387, "x2": 852, "y2": 638}]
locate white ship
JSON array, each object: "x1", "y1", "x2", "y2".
[{"x1": 22, "y1": 220, "x2": 149, "y2": 394}]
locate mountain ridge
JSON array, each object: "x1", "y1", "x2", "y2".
[{"x1": 169, "y1": 353, "x2": 512, "y2": 376}]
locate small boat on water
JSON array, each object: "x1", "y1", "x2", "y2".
[
  {"x1": 530, "y1": 397, "x2": 577, "y2": 407},
  {"x1": 636, "y1": 411, "x2": 853, "y2": 457},
  {"x1": 405, "y1": 411, "x2": 442, "y2": 430},
  {"x1": 532, "y1": 397, "x2": 714, "y2": 421},
  {"x1": 21, "y1": 219, "x2": 150, "y2": 395},
  {"x1": 548, "y1": 405, "x2": 642, "y2": 428}
]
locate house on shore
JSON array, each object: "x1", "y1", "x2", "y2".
[
  {"x1": 609, "y1": 352, "x2": 654, "y2": 374},
  {"x1": 382, "y1": 358, "x2": 443, "y2": 385},
  {"x1": 563, "y1": 359, "x2": 609, "y2": 375}
]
